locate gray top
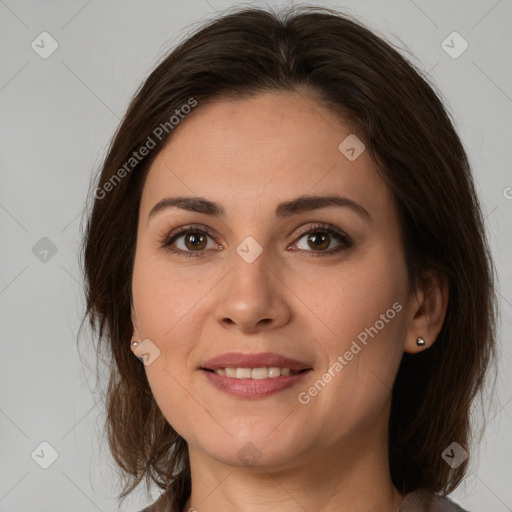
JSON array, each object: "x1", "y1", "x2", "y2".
[
  {"x1": 139, "y1": 488, "x2": 469, "y2": 511},
  {"x1": 398, "y1": 490, "x2": 469, "y2": 511}
]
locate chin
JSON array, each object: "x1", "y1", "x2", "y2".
[{"x1": 196, "y1": 432, "x2": 306, "y2": 471}]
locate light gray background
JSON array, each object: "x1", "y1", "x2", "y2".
[{"x1": 0, "y1": 0, "x2": 511, "y2": 510}]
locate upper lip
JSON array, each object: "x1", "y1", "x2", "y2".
[{"x1": 201, "y1": 352, "x2": 312, "y2": 371}]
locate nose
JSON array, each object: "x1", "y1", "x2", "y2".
[{"x1": 214, "y1": 251, "x2": 291, "y2": 333}]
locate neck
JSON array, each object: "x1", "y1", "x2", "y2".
[{"x1": 183, "y1": 418, "x2": 404, "y2": 511}]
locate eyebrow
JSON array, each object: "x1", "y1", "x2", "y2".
[{"x1": 148, "y1": 194, "x2": 371, "y2": 223}]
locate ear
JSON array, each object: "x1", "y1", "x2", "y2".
[{"x1": 404, "y1": 271, "x2": 449, "y2": 354}]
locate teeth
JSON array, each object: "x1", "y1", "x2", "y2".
[
  {"x1": 236, "y1": 368, "x2": 252, "y2": 379},
  {"x1": 225, "y1": 367, "x2": 236, "y2": 377},
  {"x1": 268, "y1": 367, "x2": 281, "y2": 378},
  {"x1": 213, "y1": 367, "x2": 300, "y2": 378}
]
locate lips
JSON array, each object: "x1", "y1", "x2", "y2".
[{"x1": 200, "y1": 352, "x2": 313, "y2": 372}]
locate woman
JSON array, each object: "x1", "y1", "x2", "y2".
[{"x1": 81, "y1": 6, "x2": 497, "y2": 511}]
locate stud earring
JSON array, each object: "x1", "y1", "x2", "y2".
[
  {"x1": 130, "y1": 340, "x2": 144, "y2": 363},
  {"x1": 416, "y1": 336, "x2": 426, "y2": 346}
]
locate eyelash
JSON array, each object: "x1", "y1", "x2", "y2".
[{"x1": 160, "y1": 222, "x2": 353, "y2": 259}]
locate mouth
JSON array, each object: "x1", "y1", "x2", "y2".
[
  {"x1": 199, "y1": 352, "x2": 313, "y2": 399},
  {"x1": 200, "y1": 367, "x2": 312, "y2": 399},
  {"x1": 201, "y1": 351, "x2": 312, "y2": 372},
  {"x1": 201, "y1": 367, "x2": 310, "y2": 378}
]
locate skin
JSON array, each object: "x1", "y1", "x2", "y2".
[{"x1": 130, "y1": 89, "x2": 449, "y2": 512}]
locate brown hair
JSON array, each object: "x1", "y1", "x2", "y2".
[{"x1": 80, "y1": 5, "x2": 497, "y2": 508}]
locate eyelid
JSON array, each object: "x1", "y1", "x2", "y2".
[
  {"x1": 160, "y1": 222, "x2": 353, "y2": 257},
  {"x1": 288, "y1": 222, "x2": 353, "y2": 256},
  {"x1": 160, "y1": 223, "x2": 217, "y2": 243},
  {"x1": 291, "y1": 222, "x2": 352, "y2": 245}
]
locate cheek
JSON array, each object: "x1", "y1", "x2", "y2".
[
  {"x1": 131, "y1": 249, "x2": 214, "y2": 431},
  {"x1": 293, "y1": 245, "x2": 408, "y2": 399},
  {"x1": 131, "y1": 247, "x2": 206, "y2": 342},
  {"x1": 145, "y1": 366, "x2": 198, "y2": 441},
  {"x1": 294, "y1": 247, "x2": 407, "y2": 345}
]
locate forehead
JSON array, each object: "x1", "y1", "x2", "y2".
[{"x1": 140, "y1": 91, "x2": 394, "y2": 222}]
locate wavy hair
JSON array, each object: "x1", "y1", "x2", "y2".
[{"x1": 80, "y1": 6, "x2": 497, "y2": 509}]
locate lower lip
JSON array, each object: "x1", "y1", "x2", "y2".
[{"x1": 201, "y1": 369, "x2": 311, "y2": 399}]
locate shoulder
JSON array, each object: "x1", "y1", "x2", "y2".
[
  {"x1": 399, "y1": 489, "x2": 471, "y2": 511},
  {"x1": 138, "y1": 489, "x2": 177, "y2": 512}
]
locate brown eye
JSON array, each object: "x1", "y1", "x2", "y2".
[
  {"x1": 305, "y1": 232, "x2": 331, "y2": 251},
  {"x1": 293, "y1": 223, "x2": 353, "y2": 256},
  {"x1": 161, "y1": 227, "x2": 218, "y2": 258},
  {"x1": 161, "y1": 223, "x2": 352, "y2": 259},
  {"x1": 182, "y1": 233, "x2": 208, "y2": 251}
]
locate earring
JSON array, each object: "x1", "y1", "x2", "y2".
[
  {"x1": 416, "y1": 336, "x2": 426, "y2": 346},
  {"x1": 130, "y1": 340, "x2": 144, "y2": 363}
]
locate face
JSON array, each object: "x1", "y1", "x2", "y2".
[{"x1": 131, "y1": 89, "x2": 417, "y2": 471}]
